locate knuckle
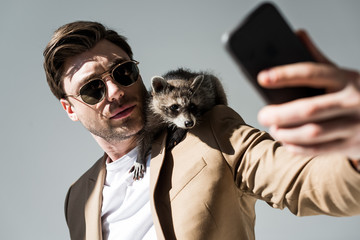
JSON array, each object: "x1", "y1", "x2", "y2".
[
  {"x1": 342, "y1": 83, "x2": 360, "y2": 108},
  {"x1": 300, "y1": 63, "x2": 316, "y2": 76},
  {"x1": 350, "y1": 89, "x2": 360, "y2": 107},
  {"x1": 305, "y1": 124, "x2": 322, "y2": 139},
  {"x1": 302, "y1": 104, "x2": 320, "y2": 118},
  {"x1": 296, "y1": 63, "x2": 318, "y2": 79}
]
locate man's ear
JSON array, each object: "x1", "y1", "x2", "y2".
[{"x1": 60, "y1": 99, "x2": 79, "y2": 121}]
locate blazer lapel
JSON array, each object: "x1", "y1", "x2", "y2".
[
  {"x1": 85, "y1": 156, "x2": 106, "y2": 240},
  {"x1": 150, "y1": 131, "x2": 167, "y2": 240},
  {"x1": 81, "y1": 133, "x2": 167, "y2": 240}
]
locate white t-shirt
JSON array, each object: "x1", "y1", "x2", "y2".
[{"x1": 101, "y1": 147, "x2": 156, "y2": 240}]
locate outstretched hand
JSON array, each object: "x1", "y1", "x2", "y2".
[{"x1": 257, "y1": 30, "x2": 360, "y2": 163}]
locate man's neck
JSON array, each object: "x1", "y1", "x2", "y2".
[{"x1": 92, "y1": 134, "x2": 138, "y2": 162}]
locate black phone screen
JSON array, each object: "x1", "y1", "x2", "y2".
[{"x1": 224, "y1": 2, "x2": 324, "y2": 104}]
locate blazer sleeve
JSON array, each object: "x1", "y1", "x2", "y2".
[{"x1": 209, "y1": 105, "x2": 360, "y2": 217}]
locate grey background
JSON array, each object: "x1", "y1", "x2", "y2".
[{"x1": 1, "y1": 0, "x2": 359, "y2": 239}]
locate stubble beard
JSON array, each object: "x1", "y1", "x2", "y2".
[{"x1": 85, "y1": 115, "x2": 143, "y2": 144}]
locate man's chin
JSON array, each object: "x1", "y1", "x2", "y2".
[{"x1": 109, "y1": 123, "x2": 144, "y2": 142}]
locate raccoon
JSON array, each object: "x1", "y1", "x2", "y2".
[{"x1": 130, "y1": 68, "x2": 228, "y2": 180}]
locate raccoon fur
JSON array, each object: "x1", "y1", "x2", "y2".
[{"x1": 130, "y1": 68, "x2": 227, "y2": 180}]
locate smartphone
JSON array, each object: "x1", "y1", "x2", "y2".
[{"x1": 222, "y1": 2, "x2": 325, "y2": 104}]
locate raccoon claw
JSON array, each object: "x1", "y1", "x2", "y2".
[
  {"x1": 129, "y1": 162, "x2": 146, "y2": 180},
  {"x1": 167, "y1": 140, "x2": 176, "y2": 150}
]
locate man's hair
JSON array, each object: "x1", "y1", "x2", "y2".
[{"x1": 43, "y1": 21, "x2": 133, "y2": 100}]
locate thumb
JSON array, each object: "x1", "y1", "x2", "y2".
[{"x1": 296, "y1": 29, "x2": 334, "y2": 65}]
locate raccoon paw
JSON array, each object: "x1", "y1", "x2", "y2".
[
  {"x1": 166, "y1": 128, "x2": 187, "y2": 150},
  {"x1": 129, "y1": 162, "x2": 146, "y2": 180}
]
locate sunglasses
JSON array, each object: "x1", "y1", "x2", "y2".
[{"x1": 66, "y1": 60, "x2": 140, "y2": 105}]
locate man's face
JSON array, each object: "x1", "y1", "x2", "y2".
[{"x1": 60, "y1": 39, "x2": 147, "y2": 143}]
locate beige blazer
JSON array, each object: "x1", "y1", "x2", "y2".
[{"x1": 65, "y1": 105, "x2": 360, "y2": 240}]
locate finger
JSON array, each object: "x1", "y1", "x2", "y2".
[
  {"x1": 295, "y1": 29, "x2": 334, "y2": 65},
  {"x1": 258, "y1": 90, "x2": 358, "y2": 127},
  {"x1": 269, "y1": 116, "x2": 360, "y2": 145},
  {"x1": 258, "y1": 62, "x2": 349, "y2": 91}
]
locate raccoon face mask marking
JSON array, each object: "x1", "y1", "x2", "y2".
[
  {"x1": 149, "y1": 70, "x2": 227, "y2": 130},
  {"x1": 161, "y1": 98, "x2": 197, "y2": 129},
  {"x1": 150, "y1": 76, "x2": 200, "y2": 129}
]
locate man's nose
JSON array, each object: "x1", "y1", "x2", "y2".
[{"x1": 105, "y1": 77, "x2": 124, "y2": 102}]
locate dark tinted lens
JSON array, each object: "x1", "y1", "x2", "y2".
[
  {"x1": 80, "y1": 79, "x2": 106, "y2": 105},
  {"x1": 112, "y1": 62, "x2": 139, "y2": 86}
]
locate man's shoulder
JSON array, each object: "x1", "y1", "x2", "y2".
[
  {"x1": 205, "y1": 105, "x2": 244, "y2": 121},
  {"x1": 69, "y1": 154, "x2": 106, "y2": 190},
  {"x1": 64, "y1": 154, "x2": 106, "y2": 218},
  {"x1": 189, "y1": 105, "x2": 250, "y2": 145},
  {"x1": 202, "y1": 105, "x2": 246, "y2": 129},
  {"x1": 64, "y1": 154, "x2": 106, "y2": 237}
]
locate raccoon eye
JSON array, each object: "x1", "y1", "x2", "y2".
[{"x1": 169, "y1": 104, "x2": 180, "y2": 112}]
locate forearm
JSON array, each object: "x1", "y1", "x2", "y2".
[
  {"x1": 210, "y1": 105, "x2": 360, "y2": 216},
  {"x1": 234, "y1": 130, "x2": 360, "y2": 216},
  {"x1": 291, "y1": 157, "x2": 360, "y2": 217},
  {"x1": 235, "y1": 138, "x2": 360, "y2": 216}
]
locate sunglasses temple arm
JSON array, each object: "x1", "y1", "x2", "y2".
[{"x1": 68, "y1": 96, "x2": 109, "y2": 119}]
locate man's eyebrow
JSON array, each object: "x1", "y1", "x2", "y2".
[
  {"x1": 80, "y1": 72, "x2": 100, "y2": 84},
  {"x1": 105, "y1": 58, "x2": 129, "y2": 70},
  {"x1": 79, "y1": 58, "x2": 130, "y2": 84}
]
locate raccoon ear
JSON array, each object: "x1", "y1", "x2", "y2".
[
  {"x1": 151, "y1": 76, "x2": 167, "y2": 93},
  {"x1": 190, "y1": 75, "x2": 204, "y2": 94}
]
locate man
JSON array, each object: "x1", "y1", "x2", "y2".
[{"x1": 43, "y1": 21, "x2": 360, "y2": 240}]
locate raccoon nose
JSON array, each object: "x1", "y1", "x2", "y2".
[{"x1": 185, "y1": 120, "x2": 194, "y2": 128}]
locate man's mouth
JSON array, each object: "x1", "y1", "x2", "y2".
[{"x1": 110, "y1": 105, "x2": 136, "y2": 120}]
